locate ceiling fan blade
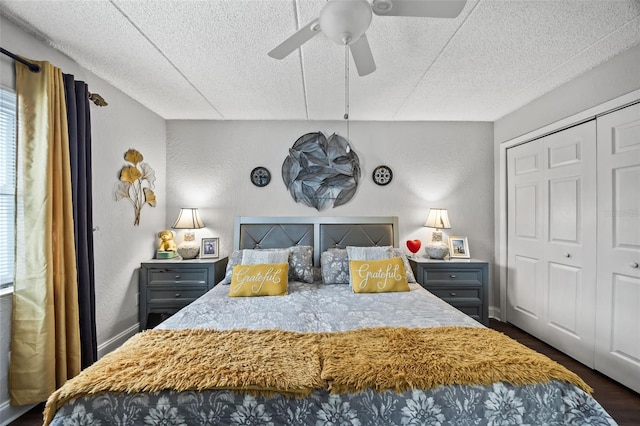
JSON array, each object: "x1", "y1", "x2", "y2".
[
  {"x1": 349, "y1": 34, "x2": 376, "y2": 76},
  {"x1": 372, "y1": 0, "x2": 466, "y2": 18},
  {"x1": 268, "y1": 19, "x2": 321, "y2": 59}
]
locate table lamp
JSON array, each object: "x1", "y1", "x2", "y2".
[
  {"x1": 172, "y1": 208, "x2": 204, "y2": 259},
  {"x1": 424, "y1": 208, "x2": 451, "y2": 259}
]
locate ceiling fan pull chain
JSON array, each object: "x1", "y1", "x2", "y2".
[{"x1": 345, "y1": 44, "x2": 350, "y2": 140}]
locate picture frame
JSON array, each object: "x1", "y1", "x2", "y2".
[
  {"x1": 201, "y1": 237, "x2": 219, "y2": 259},
  {"x1": 448, "y1": 236, "x2": 470, "y2": 259}
]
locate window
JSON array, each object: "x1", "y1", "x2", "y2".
[{"x1": 0, "y1": 88, "x2": 16, "y2": 289}]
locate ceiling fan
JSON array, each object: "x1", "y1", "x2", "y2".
[{"x1": 268, "y1": 0, "x2": 467, "y2": 76}]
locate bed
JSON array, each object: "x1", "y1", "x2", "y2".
[{"x1": 45, "y1": 216, "x2": 616, "y2": 425}]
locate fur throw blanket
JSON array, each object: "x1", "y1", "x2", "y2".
[{"x1": 44, "y1": 326, "x2": 591, "y2": 425}]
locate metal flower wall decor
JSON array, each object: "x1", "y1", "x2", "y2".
[
  {"x1": 113, "y1": 149, "x2": 156, "y2": 225},
  {"x1": 282, "y1": 132, "x2": 361, "y2": 211}
]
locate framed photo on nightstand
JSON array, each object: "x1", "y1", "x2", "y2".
[
  {"x1": 201, "y1": 237, "x2": 219, "y2": 258},
  {"x1": 449, "y1": 236, "x2": 470, "y2": 259}
]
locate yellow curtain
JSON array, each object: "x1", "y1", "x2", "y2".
[{"x1": 10, "y1": 60, "x2": 81, "y2": 405}]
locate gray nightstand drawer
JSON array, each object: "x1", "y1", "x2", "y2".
[
  {"x1": 455, "y1": 304, "x2": 483, "y2": 322},
  {"x1": 148, "y1": 287, "x2": 207, "y2": 303},
  {"x1": 429, "y1": 287, "x2": 481, "y2": 301},
  {"x1": 423, "y1": 269, "x2": 482, "y2": 283},
  {"x1": 148, "y1": 269, "x2": 208, "y2": 284}
]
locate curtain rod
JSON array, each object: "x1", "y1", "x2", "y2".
[
  {"x1": 0, "y1": 47, "x2": 41, "y2": 73},
  {"x1": 0, "y1": 47, "x2": 108, "y2": 106}
]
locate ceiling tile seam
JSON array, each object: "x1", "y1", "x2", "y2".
[
  {"x1": 107, "y1": 0, "x2": 225, "y2": 119},
  {"x1": 482, "y1": 13, "x2": 640, "y2": 120},
  {"x1": 293, "y1": 0, "x2": 310, "y2": 120},
  {"x1": 391, "y1": 0, "x2": 484, "y2": 119}
]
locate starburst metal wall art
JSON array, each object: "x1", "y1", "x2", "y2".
[{"x1": 282, "y1": 132, "x2": 360, "y2": 211}]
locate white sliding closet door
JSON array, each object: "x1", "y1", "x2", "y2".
[
  {"x1": 595, "y1": 103, "x2": 640, "y2": 393},
  {"x1": 507, "y1": 141, "x2": 545, "y2": 336},
  {"x1": 507, "y1": 120, "x2": 597, "y2": 367}
]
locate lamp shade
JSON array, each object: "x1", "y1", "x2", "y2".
[
  {"x1": 172, "y1": 208, "x2": 204, "y2": 230},
  {"x1": 424, "y1": 208, "x2": 451, "y2": 230}
]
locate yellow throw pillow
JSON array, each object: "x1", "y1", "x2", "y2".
[
  {"x1": 229, "y1": 263, "x2": 289, "y2": 297},
  {"x1": 349, "y1": 257, "x2": 410, "y2": 293}
]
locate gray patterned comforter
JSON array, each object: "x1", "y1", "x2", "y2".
[{"x1": 50, "y1": 283, "x2": 617, "y2": 425}]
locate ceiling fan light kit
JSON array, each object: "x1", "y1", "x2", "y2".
[
  {"x1": 319, "y1": 0, "x2": 372, "y2": 45},
  {"x1": 268, "y1": 0, "x2": 467, "y2": 76}
]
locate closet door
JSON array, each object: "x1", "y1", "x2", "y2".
[
  {"x1": 507, "y1": 120, "x2": 597, "y2": 367},
  {"x1": 595, "y1": 103, "x2": 640, "y2": 393},
  {"x1": 507, "y1": 141, "x2": 545, "y2": 337}
]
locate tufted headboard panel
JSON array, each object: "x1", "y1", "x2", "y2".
[
  {"x1": 234, "y1": 216, "x2": 399, "y2": 266},
  {"x1": 319, "y1": 224, "x2": 395, "y2": 253},
  {"x1": 237, "y1": 223, "x2": 314, "y2": 250}
]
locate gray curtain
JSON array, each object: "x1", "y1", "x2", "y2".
[{"x1": 63, "y1": 73, "x2": 97, "y2": 368}]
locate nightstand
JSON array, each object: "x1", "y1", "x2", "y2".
[
  {"x1": 139, "y1": 257, "x2": 228, "y2": 330},
  {"x1": 409, "y1": 258, "x2": 489, "y2": 326}
]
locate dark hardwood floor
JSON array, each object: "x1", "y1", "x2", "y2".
[
  {"x1": 489, "y1": 319, "x2": 640, "y2": 425},
  {"x1": 10, "y1": 319, "x2": 640, "y2": 425}
]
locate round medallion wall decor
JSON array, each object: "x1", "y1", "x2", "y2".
[
  {"x1": 282, "y1": 132, "x2": 361, "y2": 211},
  {"x1": 250, "y1": 166, "x2": 271, "y2": 187},
  {"x1": 372, "y1": 165, "x2": 393, "y2": 186}
]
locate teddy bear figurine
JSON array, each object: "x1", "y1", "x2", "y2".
[{"x1": 157, "y1": 229, "x2": 177, "y2": 252}]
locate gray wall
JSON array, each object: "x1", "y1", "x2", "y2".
[{"x1": 166, "y1": 119, "x2": 495, "y2": 294}]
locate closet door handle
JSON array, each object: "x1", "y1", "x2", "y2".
[{"x1": 631, "y1": 262, "x2": 639, "y2": 269}]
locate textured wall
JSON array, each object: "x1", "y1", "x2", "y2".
[
  {"x1": 89, "y1": 81, "x2": 167, "y2": 345},
  {"x1": 494, "y1": 44, "x2": 640, "y2": 144},
  {"x1": 0, "y1": 17, "x2": 166, "y2": 420},
  {"x1": 166, "y1": 119, "x2": 495, "y2": 297}
]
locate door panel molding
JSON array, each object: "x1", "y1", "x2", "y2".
[
  {"x1": 507, "y1": 119, "x2": 596, "y2": 367},
  {"x1": 595, "y1": 102, "x2": 640, "y2": 392}
]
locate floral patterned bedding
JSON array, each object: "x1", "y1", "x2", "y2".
[{"x1": 49, "y1": 282, "x2": 617, "y2": 425}]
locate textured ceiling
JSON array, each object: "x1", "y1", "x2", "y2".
[{"x1": 1, "y1": 0, "x2": 639, "y2": 121}]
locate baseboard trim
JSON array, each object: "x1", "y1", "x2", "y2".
[
  {"x1": 0, "y1": 401, "x2": 35, "y2": 425},
  {"x1": 97, "y1": 323, "x2": 139, "y2": 359},
  {"x1": 489, "y1": 306, "x2": 502, "y2": 322}
]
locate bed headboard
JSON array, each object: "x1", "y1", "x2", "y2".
[{"x1": 234, "y1": 216, "x2": 399, "y2": 266}]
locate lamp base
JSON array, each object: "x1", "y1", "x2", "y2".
[
  {"x1": 425, "y1": 230, "x2": 449, "y2": 260},
  {"x1": 177, "y1": 231, "x2": 200, "y2": 259}
]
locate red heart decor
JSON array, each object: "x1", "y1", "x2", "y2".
[{"x1": 406, "y1": 239, "x2": 422, "y2": 254}]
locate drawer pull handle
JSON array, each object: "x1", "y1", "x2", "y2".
[
  {"x1": 450, "y1": 292, "x2": 457, "y2": 297},
  {"x1": 631, "y1": 262, "x2": 639, "y2": 269},
  {"x1": 175, "y1": 293, "x2": 181, "y2": 298},
  {"x1": 449, "y1": 274, "x2": 456, "y2": 279},
  {"x1": 564, "y1": 253, "x2": 571, "y2": 258},
  {"x1": 175, "y1": 275, "x2": 181, "y2": 279}
]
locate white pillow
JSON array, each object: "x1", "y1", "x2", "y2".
[
  {"x1": 390, "y1": 248, "x2": 417, "y2": 283},
  {"x1": 346, "y1": 245, "x2": 392, "y2": 260},
  {"x1": 241, "y1": 248, "x2": 289, "y2": 265},
  {"x1": 346, "y1": 246, "x2": 392, "y2": 288}
]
